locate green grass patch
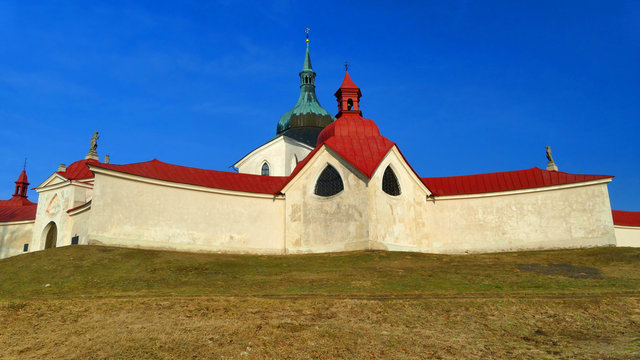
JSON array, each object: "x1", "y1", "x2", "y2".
[{"x1": 1, "y1": 245, "x2": 639, "y2": 299}]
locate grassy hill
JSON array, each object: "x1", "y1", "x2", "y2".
[{"x1": 1, "y1": 246, "x2": 639, "y2": 359}]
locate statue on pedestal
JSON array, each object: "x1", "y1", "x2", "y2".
[
  {"x1": 86, "y1": 131, "x2": 100, "y2": 160},
  {"x1": 546, "y1": 146, "x2": 558, "y2": 171}
]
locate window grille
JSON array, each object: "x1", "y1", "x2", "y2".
[
  {"x1": 261, "y1": 162, "x2": 270, "y2": 176},
  {"x1": 382, "y1": 166, "x2": 401, "y2": 196},
  {"x1": 314, "y1": 165, "x2": 344, "y2": 197}
]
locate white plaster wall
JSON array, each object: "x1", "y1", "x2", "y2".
[
  {"x1": 615, "y1": 226, "x2": 640, "y2": 247},
  {"x1": 0, "y1": 221, "x2": 34, "y2": 259},
  {"x1": 88, "y1": 172, "x2": 286, "y2": 254},
  {"x1": 368, "y1": 148, "x2": 432, "y2": 251},
  {"x1": 283, "y1": 137, "x2": 312, "y2": 175},
  {"x1": 283, "y1": 145, "x2": 615, "y2": 254},
  {"x1": 284, "y1": 147, "x2": 371, "y2": 253},
  {"x1": 423, "y1": 183, "x2": 616, "y2": 253},
  {"x1": 32, "y1": 181, "x2": 92, "y2": 250},
  {"x1": 236, "y1": 136, "x2": 312, "y2": 176},
  {"x1": 69, "y1": 209, "x2": 91, "y2": 245},
  {"x1": 368, "y1": 148, "x2": 615, "y2": 253}
]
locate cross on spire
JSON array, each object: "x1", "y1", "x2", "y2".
[
  {"x1": 305, "y1": 27, "x2": 310, "y2": 43},
  {"x1": 344, "y1": 60, "x2": 349, "y2": 72}
]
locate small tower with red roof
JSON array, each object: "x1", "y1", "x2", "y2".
[
  {"x1": 12, "y1": 169, "x2": 29, "y2": 199},
  {"x1": 334, "y1": 71, "x2": 363, "y2": 117}
]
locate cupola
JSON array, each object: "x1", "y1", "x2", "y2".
[
  {"x1": 12, "y1": 169, "x2": 29, "y2": 199},
  {"x1": 334, "y1": 71, "x2": 362, "y2": 117},
  {"x1": 276, "y1": 32, "x2": 334, "y2": 146},
  {"x1": 312, "y1": 71, "x2": 395, "y2": 179},
  {"x1": 317, "y1": 71, "x2": 381, "y2": 144}
]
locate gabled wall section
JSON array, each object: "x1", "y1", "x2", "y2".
[
  {"x1": 283, "y1": 143, "x2": 616, "y2": 254},
  {"x1": 32, "y1": 176, "x2": 94, "y2": 250},
  {"x1": 283, "y1": 146, "x2": 371, "y2": 253},
  {"x1": 368, "y1": 146, "x2": 433, "y2": 251},
  {"x1": 235, "y1": 136, "x2": 313, "y2": 177}
]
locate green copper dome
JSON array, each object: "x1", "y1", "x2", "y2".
[{"x1": 276, "y1": 41, "x2": 334, "y2": 146}]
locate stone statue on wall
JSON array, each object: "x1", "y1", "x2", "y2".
[
  {"x1": 86, "y1": 131, "x2": 100, "y2": 160},
  {"x1": 546, "y1": 146, "x2": 558, "y2": 171}
]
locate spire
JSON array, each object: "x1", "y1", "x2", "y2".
[
  {"x1": 335, "y1": 71, "x2": 363, "y2": 117},
  {"x1": 275, "y1": 31, "x2": 334, "y2": 145},
  {"x1": 299, "y1": 28, "x2": 315, "y2": 85},
  {"x1": 12, "y1": 169, "x2": 29, "y2": 199},
  {"x1": 303, "y1": 42, "x2": 313, "y2": 71},
  {"x1": 303, "y1": 27, "x2": 312, "y2": 71}
]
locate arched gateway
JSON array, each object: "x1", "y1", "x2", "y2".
[{"x1": 43, "y1": 222, "x2": 57, "y2": 249}]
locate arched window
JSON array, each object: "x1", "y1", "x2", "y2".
[
  {"x1": 382, "y1": 166, "x2": 401, "y2": 196},
  {"x1": 347, "y1": 98, "x2": 353, "y2": 110},
  {"x1": 314, "y1": 165, "x2": 344, "y2": 197},
  {"x1": 261, "y1": 162, "x2": 270, "y2": 176}
]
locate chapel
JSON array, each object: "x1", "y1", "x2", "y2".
[{"x1": 0, "y1": 37, "x2": 639, "y2": 259}]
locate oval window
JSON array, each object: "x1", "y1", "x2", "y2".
[
  {"x1": 314, "y1": 165, "x2": 344, "y2": 197},
  {"x1": 382, "y1": 166, "x2": 401, "y2": 196}
]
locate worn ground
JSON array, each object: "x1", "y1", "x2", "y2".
[{"x1": 1, "y1": 246, "x2": 639, "y2": 359}]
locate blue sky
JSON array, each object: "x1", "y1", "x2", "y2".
[{"x1": 1, "y1": 1, "x2": 639, "y2": 210}]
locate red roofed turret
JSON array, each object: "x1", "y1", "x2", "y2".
[
  {"x1": 0, "y1": 168, "x2": 36, "y2": 216},
  {"x1": 311, "y1": 71, "x2": 395, "y2": 178},
  {"x1": 13, "y1": 169, "x2": 29, "y2": 199},
  {"x1": 334, "y1": 71, "x2": 363, "y2": 117}
]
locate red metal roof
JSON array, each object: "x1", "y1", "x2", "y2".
[
  {"x1": 317, "y1": 113, "x2": 381, "y2": 143},
  {"x1": 313, "y1": 112, "x2": 395, "y2": 179},
  {"x1": 324, "y1": 137, "x2": 395, "y2": 179},
  {"x1": 16, "y1": 169, "x2": 28, "y2": 184},
  {"x1": 421, "y1": 167, "x2": 613, "y2": 196},
  {"x1": 338, "y1": 71, "x2": 359, "y2": 89},
  {"x1": 0, "y1": 197, "x2": 36, "y2": 207},
  {"x1": 58, "y1": 159, "x2": 101, "y2": 180},
  {"x1": 90, "y1": 159, "x2": 290, "y2": 195},
  {"x1": 0, "y1": 203, "x2": 37, "y2": 222},
  {"x1": 612, "y1": 210, "x2": 640, "y2": 227}
]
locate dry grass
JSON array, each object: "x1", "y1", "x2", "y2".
[
  {"x1": 1, "y1": 297, "x2": 639, "y2": 359},
  {"x1": 1, "y1": 246, "x2": 639, "y2": 359}
]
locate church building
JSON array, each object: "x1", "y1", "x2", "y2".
[{"x1": 1, "y1": 38, "x2": 639, "y2": 259}]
